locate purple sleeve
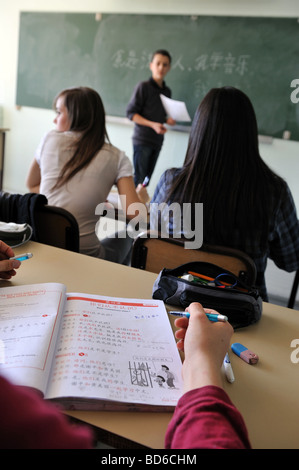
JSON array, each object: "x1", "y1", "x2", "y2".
[
  {"x1": 165, "y1": 385, "x2": 251, "y2": 449},
  {"x1": 0, "y1": 376, "x2": 93, "y2": 449}
]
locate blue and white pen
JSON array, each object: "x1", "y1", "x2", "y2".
[
  {"x1": 223, "y1": 352, "x2": 235, "y2": 383},
  {"x1": 10, "y1": 253, "x2": 33, "y2": 261},
  {"x1": 168, "y1": 311, "x2": 228, "y2": 322}
]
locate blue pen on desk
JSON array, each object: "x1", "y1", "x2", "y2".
[
  {"x1": 169, "y1": 311, "x2": 228, "y2": 323},
  {"x1": 10, "y1": 253, "x2": 33, "y2": 261}
]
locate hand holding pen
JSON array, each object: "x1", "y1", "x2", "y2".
[
  {"x1": 169, "y1": 309, "x2": 228, "y2": 323},
  {"x1": 142, "y1": 176, "x2": 149, "y2": 187},
  {"x1": 136, "y1": 177, "x2": 150, "y2": 204},
  {"x1": 173, "y1": 302, "x2": 233, "y2": 392},
  {"x1": 0, "y1": 240, "x2": 22, "y2": 279}
]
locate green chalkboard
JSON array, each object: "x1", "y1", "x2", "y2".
[{"x1": 16, "y1": 12, "x2": 299, "y2": 140}]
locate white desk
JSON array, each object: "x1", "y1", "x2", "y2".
[{"x1": 3, "y1": 241, "x2": 299, "y2": 449}]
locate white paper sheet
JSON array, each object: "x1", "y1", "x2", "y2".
[{"x1": 160, "y1": 95, "x2": 191, "y2": 122}]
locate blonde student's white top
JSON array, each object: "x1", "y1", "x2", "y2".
[{"x1": 35, "y1": 130, "x2": 133, "y2": 258}]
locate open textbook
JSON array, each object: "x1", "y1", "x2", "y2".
[{"x1": 0, "y1": 283, "x2": 183, "y2": 411}]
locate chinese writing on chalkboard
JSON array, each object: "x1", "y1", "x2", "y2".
[{"x1": 111, "y1": 49, "x2": 250, "y2": 76}]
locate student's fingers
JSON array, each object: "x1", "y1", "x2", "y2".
[
  {"x1": 186, "y1": 302, "x2": 213, "y2": 318},
  {"x1": 174, "y1": 303, "x2": 227, "y2": 353},
  {"x1": 153, "y1": 123, "x2": 167, "y2": 135},
  {"x1": 203, "y1": 308, "x2": 221, "y2": 315},
  {"x1": 136, "y1": 185, "x2": 150, "y2": 203},
  {"x1": 173, "y1": 316, "x2": 189, "y2": 351},
  {"x1": 0, "y1": 259, "x2": 21, "y2": 274},
  {"x1": 184, "y1": 302, "x2": 232, "y2": 355},
  {"x1": 174, "y1": 327, "x2": 186, "y2": 340},
  {"x1": 176, "y1": 339, "x2": 185, "y2": 351},
  {"x1": 0, "y1": 240, "x2": 15, "y2": 260},
  {"x1": 174, "y1": 316, "x2": 189, "y2": 328},
  {"x1": 185, "y1": 303, "x2": 211, "y2": 331},
  {"x1": 0, "y1": 271, "x2": 14, "y2": 279}
]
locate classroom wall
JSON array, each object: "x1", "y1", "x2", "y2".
[{"x1": 1, "y1": 0, "x2": 299, "y2": 306}]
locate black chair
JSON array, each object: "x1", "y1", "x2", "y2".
[
  {"x1": 0, "y1": 191, "x2": 79, "y2": 252},
  {"x1": 131, "y1": 230, "x2": 256, "y2": 285},
  {"x1": 34, "y1": 204, "x2": 79, "y2": 252}
]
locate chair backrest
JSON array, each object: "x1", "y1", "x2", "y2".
[
  {"x1": 34, "y1": 205, "x2": 80, "y2": 252},
  {"x1": 131, "y1": 231, "x2": 256, "y2": 285}
]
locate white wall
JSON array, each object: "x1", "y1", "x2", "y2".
[{"x1": 1, "y1": 0, "x2": 299, "y2": 307}]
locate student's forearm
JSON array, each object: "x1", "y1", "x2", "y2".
[
  {"x1": 132, "y1": 114, "x2": 166, "y2": 135},
  {"x1": 27, "y1": 185, "x2": 40, "y2": 193},
  {"x1": 182, "y1": 356, "x2": 224, "y2": 394},
  {"x1": 26, "y1": 159, "x2": 41, "y2": 193},
  {"x1": 132, "y1": 113, "x2": 154, "y2": 128},
  {"x1": 117, "y1": 177, "x2": 148, "y2": 223}
]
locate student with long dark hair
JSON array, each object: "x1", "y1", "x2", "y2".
[
  {"x1": 151, "y1": 87, "x2": 299, "y2": 300},
  {"x1": 26, "y1": 86, "x2": 148, "y2": 264}
]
